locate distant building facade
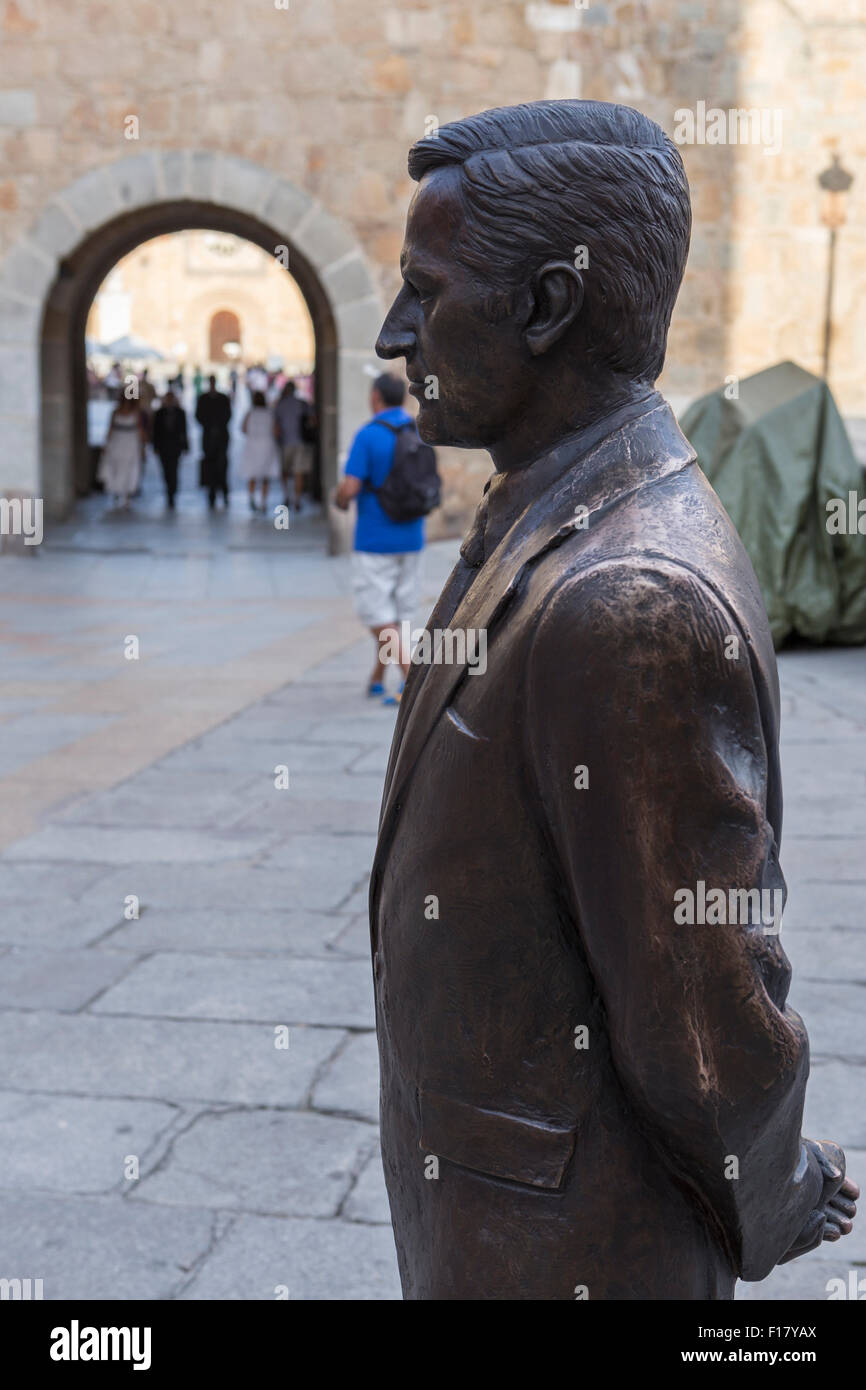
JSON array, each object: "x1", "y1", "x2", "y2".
[
  {"x1": 0, "y1": 0, "x2": 863, "y2": 528},
  {"x1": 87, "y1": 231, "x2": 315, "y2": 379}
]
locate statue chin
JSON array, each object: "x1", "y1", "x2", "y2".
[
  {"x1": 414, "y1": 404, "x2": 449, "y2": 446},
  {"x1": 415, "y1": 404, "x2": 480, "y2": 450}
]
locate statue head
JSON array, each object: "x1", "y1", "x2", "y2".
[{"x1": 376, "y1": 99, "x2": 691, "y2": 469}]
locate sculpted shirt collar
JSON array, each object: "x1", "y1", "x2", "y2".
[{"x1": 460, "y1": 389, "x2": 665, "y2": 569}]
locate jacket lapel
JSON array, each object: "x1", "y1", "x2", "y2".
[{"x1": 370, "y1": 401, "x2": 696, "y2": 928}]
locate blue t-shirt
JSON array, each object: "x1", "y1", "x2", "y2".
[{"x1": 344, "y1": 407, "x2": 425, "y2": 554}]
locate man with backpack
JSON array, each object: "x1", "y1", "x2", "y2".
[{"x1": 335, "y1": 373, "x2": 440, "y2": 705}]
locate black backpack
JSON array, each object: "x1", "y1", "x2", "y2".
[{"x1": 372, "y1": 419, "x2": 441, "y2": 522}]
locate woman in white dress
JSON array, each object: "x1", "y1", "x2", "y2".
[
  {"x1": 239, "y1": 390, "x2": 281, "y2": 512},
  {"x1": 97, "y1": 398, "x2": 143, "y2": 506}
]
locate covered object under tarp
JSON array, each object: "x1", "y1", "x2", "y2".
[{"x1": 679, "y1": 361, "x2": 866, "y2": 648}]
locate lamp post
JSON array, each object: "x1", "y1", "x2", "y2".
[{"x1": 817, "y1": 152, "x2": 853, "y2": 380}]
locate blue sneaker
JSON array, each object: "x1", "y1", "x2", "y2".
[
  {"x1": 367, "y1": 681, "x2": 385, "y2": 698},
  {"x1": 383, "y1": 681, "x2": 405, "y2": 708}
]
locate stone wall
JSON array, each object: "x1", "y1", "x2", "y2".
[{"x1": 0, "y1": 0, "x2": 863, "y2": 530}]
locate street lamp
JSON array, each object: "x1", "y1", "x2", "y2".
[{"x1": 817, "y1": 152, "x2": 854, "y2": 380}]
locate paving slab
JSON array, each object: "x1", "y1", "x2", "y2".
[
  {"x1": 0, "y1": 1192, "x2": 220, "y2": 1300},
  {"x1": 0, "y1": 1090, "x2": 178, "y2": 1195},
  {"x1": 178, "y1": 1213, "x2": 401, "y2": 1300},
  {"x1": 0, "y1": 1010, "x2": 345, "y2": 1106},
  {"x1": 51, "y1": 769, "x2": 268, "y2": 831},
  {"x1": 102, "y1": 907, "x2": 352, "y2": 956},
  {"x1": 311, "y1": 1030, "x2": 379, "y2": 1123},
  {"x1": 0, "y1": 947, "x2": 136, "y2": 1010},
  {"x1": 0, "y1": 896, "x2": 126, "y2": 949},
  {"x1": 3, "y1": 825, "x2": 276, "y2": 865},
  {"x1": 0, "y1": 862, "x2": 107, "y2": 902},
  {"x1": 737, "y1": 1256, "x2": 866, "y2": 1302},
  {"x1": 782, "y1": 926, "x2": 866, "y2": 983},
  {"x1": 328, "y1": 913, "x2": 372, "y2": 958},
  {"x1": 344, "y1": 1147, "x2": 391, "y2": 1225},
  {"x1": 788, "y1": 981, "x2": 866, "y2": 1059},
  {"x1": 91, "y1": 952, "x2": 375, "y2": 1027},
  {"x1": 134, "y1": 1108, "x2": 376, "y2": 1217},
  {"x1": 85, "y1": 862, "x2": 363, "y2": 914},
  {"x1": 781, "y1": 881, "x2": 866, "y2": 931}
]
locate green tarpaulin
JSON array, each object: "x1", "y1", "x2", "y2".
[{"x1": 680, "y1": 361, "x2": 866, "y2": 648}]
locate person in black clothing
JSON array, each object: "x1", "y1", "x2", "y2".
[
  {"x1": 195, "y1": 374, "x2": 232, "y2": 508},
  {"x1": 152, "y1": 390, "x2": 189, "y2": 510}
]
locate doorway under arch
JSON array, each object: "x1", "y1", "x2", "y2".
[
  {"x1": 28, "y1": 152, "x2": 384, "y2": 520},
  {"x1": 209, "y1": 309, "x2": 242, "y2": 364}
]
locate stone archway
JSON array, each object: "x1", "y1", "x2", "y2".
[{"x1": 0, "y1": 151, "x2": 384, "y2": 520}]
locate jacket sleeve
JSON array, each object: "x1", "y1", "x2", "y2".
[{"x1": 526, "y1": 560, "x2": 823, "y2": 1280}]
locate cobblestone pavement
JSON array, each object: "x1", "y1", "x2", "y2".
[{"x1": 0, "y1": 460, "x2": 863, "y2": 1301}]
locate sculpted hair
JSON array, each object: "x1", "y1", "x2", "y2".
[{"x1": 408, "y1": 100, "x2": 691, "y2": 384}]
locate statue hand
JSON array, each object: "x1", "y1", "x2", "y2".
[{"x1": 777, "y1": 1139, "x2": 859, "y2": 1264}]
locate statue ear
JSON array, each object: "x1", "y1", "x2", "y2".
[{"x1": 525, "y1": 261, "x2": 585, "y2": 357}]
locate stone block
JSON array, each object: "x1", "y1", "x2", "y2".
[
  {"x1": 804, "y1": 1059, "x2": 866, "y2": 1148},
  {"x1": 0, "y1": 290, "x2": 40, "y2": 345},
  {"x1": 334, "y1": 296, "x2": 384, "y2": 354},
  {"x1": 91, "y1": 952, "x2": 376, "y2": 1028},
  {"x1": 0, "y1": 1090, "x2": 177, "y2": 1195},
  {"x1": 179, "y1": 1212, "x2": 401, "y2": 1300},
  {"x1": 103, "y1": 906, "x2": 349, "y2": 957},
  {"x1": 783, "y1": 926, "x2": 866, "y2": 984},
  {"x1": 0, "y1": 862, "x2": 107, "y2": 902},
  {"x1": 258, "y1": 830, "x2": 376, "y2": 878},
  {"x1": 2, "y1": 824, "x2": 275, "y2": 864},
  {"x1": 344, "y1": 1147, "x2": 391, "y2": 1225},
  {"x1": 30, "y1": 199, "x2": 81, "y2": 259},
  {"x1": 0, "y1": 1009, "x2": 345, "y2": 1107},
  {"x1": 0, "y1": 1191, "x2": 216, "y2": 1300},
  {"x1": 0, "y1": 947, "x2": 133, "y2": 1010},
  {"x1": 213, "y1": 155, "x2": 275, "y2": 218},
  {"x1": 736, "y1": 1256, "x2": 862, "y2": 1301},
  {"x1": 188, "y1": 150, "x2": 216, "y2": 201},
  {"x1": 0, "y1": 90, "x2": 37, "y2": 126},
  {"x1": 134, "y1": 1108, "x2": 375, "y2": 1217},
  {"x1": 261, "y1": 179, "x2": 314, "y2": 240},
  {"x1": 311, "y1": 1031, "x2": 379, "y2": 1123},
  {"x1": 59, "y1": 165, "x2": 121, "y2": 234},
  {"x1": 158, "y1": 149, "x2": 189, "y2": 200},
  {"x1": 0, "y1": 240, "x2": 55, "y2": 303},
  {"x1": 112, "y1": 153, "x2": 161, "y2": 211},
  {"x1": 293, "y1": 205, "x2": 359, "y2": 272},
  {"x1": 788, "y1": 981, "x2": 866, "y2": 1060},
  {"x1": 322, "y1": 252, "x2": 378, "y2": 306}
]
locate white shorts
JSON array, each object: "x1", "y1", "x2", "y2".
[{"x1": 352, "y1": 550, "x2": 423, "y2": 629}]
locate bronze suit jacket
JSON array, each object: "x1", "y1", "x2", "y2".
[{"x1": 369, "y1": 395, "x2": 822, "y2": 1300}]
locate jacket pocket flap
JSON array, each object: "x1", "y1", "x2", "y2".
[{"x1": 419, "y1": 1089, "x2": 576, "y2": 1190}]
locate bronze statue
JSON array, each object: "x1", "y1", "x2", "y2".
[{"x1": 369, "y1": 99, "x2": 857, "y2": 1300}]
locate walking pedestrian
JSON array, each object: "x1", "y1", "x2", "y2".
[
  {"x1": 239, "y1": 390, "x2": 281, "y2": 513},
  {"x1": 97, "y1": 395, "x2": 144, "y2": 507},
  {"x1": 137, "y1": 368, "x2": 157, "y2": 472},
  {"x1": 195, "y1": 374, "x2": 232, "y2": 509},
  {"x1": 274, "y1": 380, "x2": 314, "y2": 511},
  {"x1": 152, "y1": 389, "x2": 189, "y2": 510},
  {"x1": 334, "y1": 373, "x2": 439, "y2": 705}
]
